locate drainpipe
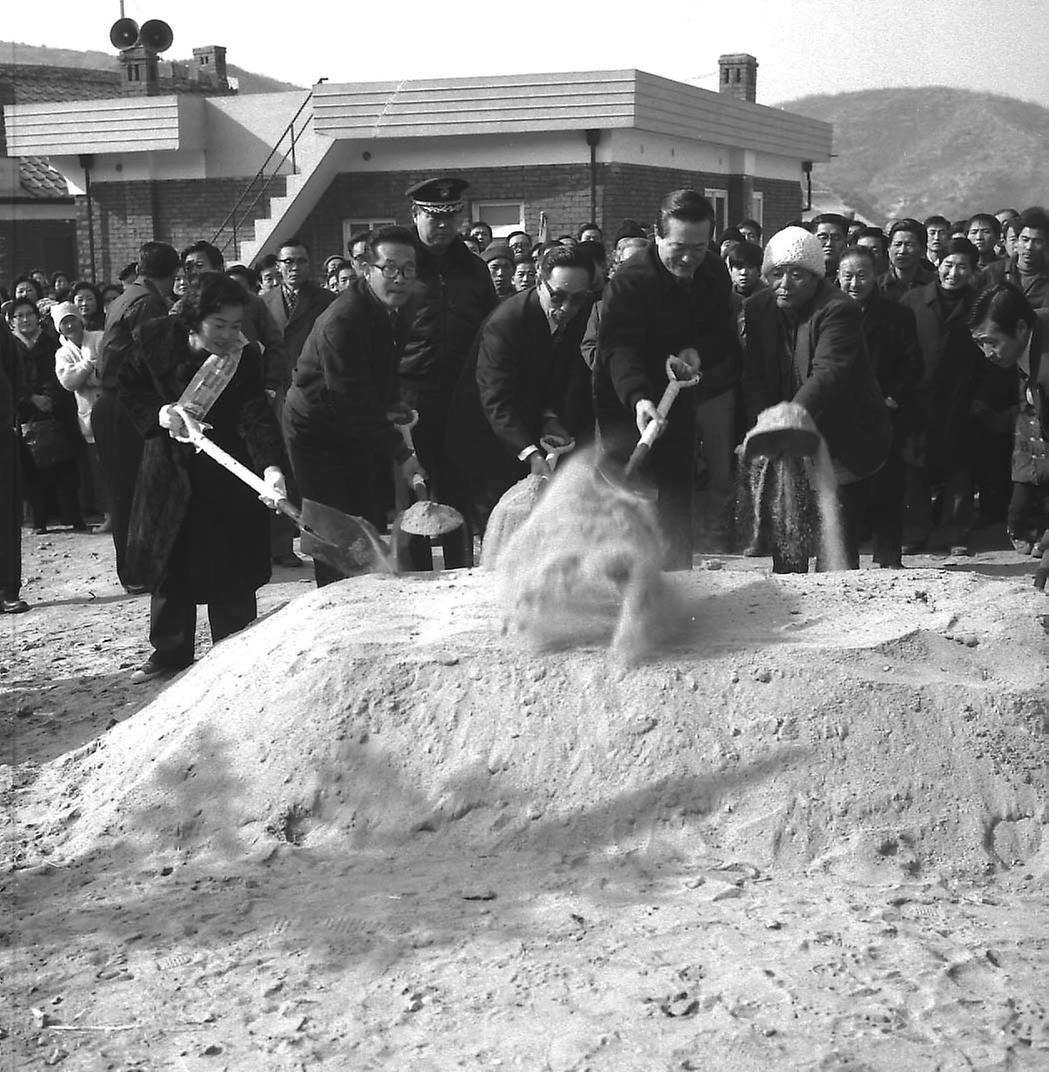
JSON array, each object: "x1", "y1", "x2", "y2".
[
  {"x1": 585, "y1": 129, "x2": 601, "y2": 225},
  {"x1": 78, "y1": 153, "x2": 96, "y2": 283}
]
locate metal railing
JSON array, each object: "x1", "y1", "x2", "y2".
[{"x1": 211, "y1": 79, "x2": 327, "y2": 263}]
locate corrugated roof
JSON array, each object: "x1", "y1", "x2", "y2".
[{"x1": 18, "y1": 156, "x2": 70, "y2": 199}]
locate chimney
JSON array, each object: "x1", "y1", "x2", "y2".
[
  {"x1": 718, "y1": 54, "x2": 758, "y2": 104},
  {"x1": 120, "y1": 46, "x2": 161, "y2": 96},
  {"x1": 193, "y1": 46, "x2": 229, "y2": 89}
]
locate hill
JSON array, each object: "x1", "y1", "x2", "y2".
[
  {"x1": 0, "y1": 39, "x2": 303, "y2": 94},
  {"x1": 780, "y1": 86, "x2": 1049, "y2": 224}
]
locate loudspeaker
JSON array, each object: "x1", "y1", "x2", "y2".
[
  {"x1": 139, "y1": 19, "x2": 174, "y2": 53},
  {"x1": 109, "y1": 17, "x2": 140, "y2": 50}
]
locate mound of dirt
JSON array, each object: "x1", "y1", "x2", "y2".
[{"x1": 20, "y1": 566, "x2": 1048, "y2": 881}]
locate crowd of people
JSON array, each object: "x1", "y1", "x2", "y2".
[{"x1": 2, "y1": 178, "x2": 1048, "y2": 682}]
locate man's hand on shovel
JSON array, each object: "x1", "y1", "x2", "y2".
[{"x1": 625, "y1": 351, "x2": 702, "y2": 477}]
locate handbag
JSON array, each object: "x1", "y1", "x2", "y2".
[{"x1": 21, "y1": 417, "x2": 78, "y2": 469}]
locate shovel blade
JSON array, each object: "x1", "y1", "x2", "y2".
[
  {"x1": 399, "y1": 500, "x2": 464, "y2": 537},
  {"x1": 299, "y1": 498, "x2": 394, "y2": 577}
]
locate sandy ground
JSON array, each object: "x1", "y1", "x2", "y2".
[{"x1": 2, "y1": 523, "x2": 1048, "y2": 1071}]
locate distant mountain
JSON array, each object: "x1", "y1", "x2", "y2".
[
  {"x1": 0, "y1": 39, "x2": 304, "y2": 94},
  {"x1": 779, "y1": 86, "x2": 1049, "y2": 225}
]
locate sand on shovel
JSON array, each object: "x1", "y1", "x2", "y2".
[{"x1": 740, "y1": 402, "x2": 848, "y2": 570}]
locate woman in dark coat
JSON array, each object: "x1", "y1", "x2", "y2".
[
  {"x1": 10, "y1": 297, "x2": 85, "y2": 533},
  {"x1": 900, "y1": 238, "x2": 986, "y2": 553},
  {"x1": 118, "y1": 275, "x2": 288, "y2": 683}
]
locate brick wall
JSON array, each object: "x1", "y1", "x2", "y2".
[
  {"x1": 296, "y1": 164, "x2": 803, "y2": 259},
  {"x1": 753, "y1": 177, "x2": 805, "y2": 235},
  {"x1": 0, "y1": 219, "x2": 77, "y2": 285},
  {"x1": 76, "y1": 174, "x2": 287, "y2": 283}
]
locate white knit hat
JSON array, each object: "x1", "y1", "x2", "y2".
[
  {"x1": 50, "y1": 300, "x2": 82, "y2": 331},
  {"x1": 762, "y1": 226, "x2": 825, "y2": 278}
]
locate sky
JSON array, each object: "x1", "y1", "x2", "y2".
[{"x1": 6, "y1": 0, "x2": 1049, "y2": 107}]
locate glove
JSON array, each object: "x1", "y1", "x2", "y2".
[{"x1": 259, "y1": 466, "x2": 287, "y2": 510}]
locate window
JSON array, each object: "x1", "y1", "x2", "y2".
[
  {"x1": 750, "y1": 191, "x2": 764, "y2": 228},
  {"x1": 704, "y1": 188, "x2": 729, "y2": 235},
  {"x1": 341, "y1": 218, "x2": 395, "y2": 256},
  {"x1": 469, "y1": 201, "x2": 524, "y2": 238}
]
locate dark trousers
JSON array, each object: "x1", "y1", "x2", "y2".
[
  {"x1": 284, "y1": 395, "x2": 378, "y2": 588},
  {"x1": 149, "y1": 588, "x2": 257, "y2": 667},
  {"x1": 857, "y1": 439, "x2": 905, "y2": 565},
  {"x1": 1008, "y1": 482, "x2": 1049, "y2": 542},
  {"x1": 92, "y1": 391, "x2": 144, "y2": 585},
  {"x1": 1, "y1": 431, "x2": 21, "y2": 599},
  {"x1": 772, "y1": 479, "x2": 863, "y2": 573},
  {"x1": 401, "y1": 382, "x2": 472, "y2": 571},
  {"x1": 22, "y1": 454, "x2": 83, "y2": 530}
]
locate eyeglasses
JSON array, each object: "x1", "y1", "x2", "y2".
[
  {"x1": 278, "y1": 257, "x2": 309, "y2": 267},
  {"x1": 371, "y1": 261, "x2": 417, "y2": 281},
  {"x1": 542, "y1": 279, "x2": 587, "y2": 306}
]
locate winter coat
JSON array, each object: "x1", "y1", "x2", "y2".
[
  {"x1": 446, "y1": 287, "x2": 592, "y2": 517},
  {"x1": 742, "y1": 281, "x2": 891, "y2": 484},
  {"x1": 1011, "y1": 313, "x2": 1049, "y2": 484},
  {"x1": 55, "y1": 330, "x2": 104, "y2": 442},
  {"x1": 858, "y1": 295, "x2": 922, "y2": 411},
  {"x1": 117, "y1": 316, "x2": 285, "y2": 597},
  {"x1": 100, "y1": 277, "x2": 170, "y2": 390},
  {"x1": 260, "y1": 281, "x2": 335, "y2": 390},
  {"x1": 595, "y1": 241, "x2": 741, "y2": 425},
  {"x1": 286, "y1": 277, "x2": 414, "y2": 465},
  {"x1": 900, "y1": 282, "x2": 983, "y2": 474},
  {"x1": 399, "y1": 233, "x2": 499, "y2": 397}
]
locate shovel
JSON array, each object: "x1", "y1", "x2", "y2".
[
  {"x1": 388, "y1": 408, "x2": 465, "y2": 538},
  {"x1": 180, "y1": 419, "x2": 393, "y2": 578},
  {"x1": 624, "y1": 354, "x2": 702, "y2": 478},
  {"x1": 741, "y1": 401, "x2": 822, "y2": 463}
]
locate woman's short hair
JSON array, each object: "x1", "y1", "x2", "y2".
[
  {"x1": 178, "y1": 273, "x2": 248, "y2": 330},
  {"x1": 13, "y1": 276, "x2": 41, "y2": 300},
  {"x1": 10, "y1": 296, "x2": 39, "y2": 318}
]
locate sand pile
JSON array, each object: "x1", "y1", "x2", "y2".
[{"x1": 17, "y1": 564, "x2": 1047, "y2": 882}]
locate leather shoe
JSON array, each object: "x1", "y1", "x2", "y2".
[
  {"x1": 272, "y1": 552, "x2": 304, "y2": 568},
  {"x1": 1, "y1": 598, "x2": 29, "y2": 613},
  {"x1": 130, "y1": 657, "x2": 190, "y2": 684}
]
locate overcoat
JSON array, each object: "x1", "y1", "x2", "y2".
[
  {"x1": 446, "y1": 287, "x2": 591, "y2": 520},
  {"x1": 117, "y1": 317, "x2": 285, "y2": 598},
  {"x1": 900, "y1": 282, "x2": 983, "y2": 474},
  {"x1": 261, "y1": 281, "x2": 336, "y2": 389},
  {"x1": 742, "y1": 281, "x2": 891, "y2": 483}
]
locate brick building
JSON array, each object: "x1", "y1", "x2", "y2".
[{"x1": 5, "y1": 57, "x2": 832, "y2": 280}]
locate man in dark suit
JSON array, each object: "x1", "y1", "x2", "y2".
[
  {"x1": 447, "y1": 244, "x2": 594, "y2": 528},
  {"x1": 94, "y1": 241, "x2": 179, "y2": 589},
  {"x1": 594, "y1": 189, "x2": 741, "y2": 570},
  {"x1": 969, "y1": 285, "x2": 1049, "y2": 550},
  {"x1": 838, "y1": 246, "x2": 923, "y2": 566},
  {"x1": 260, "y1": 235, "x2": 335, "y2": 566},
  {"x1": 284, "y1": 226, "x2": 425, "y2": 587}
]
